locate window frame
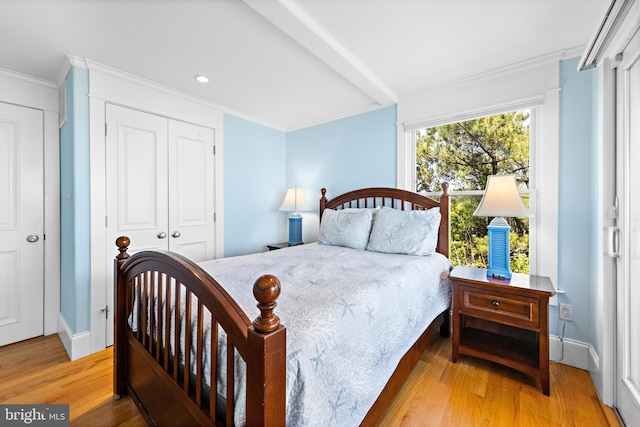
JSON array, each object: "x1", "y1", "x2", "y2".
[
  {"x1": 397, "y1": 91, "x2": 559, "y2": 292},
  {"x1": 410, "y1": 106, "x2": 538, "y2": 275}
]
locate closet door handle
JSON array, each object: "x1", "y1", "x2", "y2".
[
  {"x1": 157, "y1": 231, "x2": 167, "y2": 239},
  {"x1": 172, "y1": 231, "x2": 181, "y2": 238}
]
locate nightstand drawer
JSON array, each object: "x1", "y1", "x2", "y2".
[{"x1": 458, "y1": 285, "x2": 540, "y2": 329}]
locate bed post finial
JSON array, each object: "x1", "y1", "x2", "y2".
[
  {"x1": 319, "y1": 188, "x2": 328, "y2": 222},
  {"x1": 252, "y1": 274, "x2": 281, "y2": 333},
  {"x1": 441, "y1": 181, "x2": 449, "y2": 195},
  {"x1": 116, "y1": 236, "x2": 131, "y2": 260}
]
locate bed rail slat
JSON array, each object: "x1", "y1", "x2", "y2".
[
  {"x1": 163, "y1": 277, "x2": 172, "y2": 371},
  {"x1": 173, "y1": 280, "x2": 181, "y2": 382},
  {"x1": 195, "y1": 301, "x2": 204, "y2": 406},
  {"x1": 155, "y1": 273, "x2": 163, "y2": 362},
  {"x1": 226, "y1": 344, "x2": 235, "y2": 427},
  {"x1": 184, "y1": 290, "x2": 192, "y2": 394},
  {"x1": 136, "y1": 276, "x2": 142, "y2": 342},
  {"x1": 148, "y1": 271, "x2": 155, "y2": 354},
  {"x1": 210, "y1": 318, "x2": 218, "y2": 420}
]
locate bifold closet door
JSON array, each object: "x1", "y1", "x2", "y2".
[{"x1": 105, "y1": 104, "x2": 216, "y2": 347}]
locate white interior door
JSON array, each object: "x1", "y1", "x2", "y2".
[
  {"x1": 168, "y1": 119, "x2": 215, "y2": 262},
  {"x1": 105, "y1": 104, "x2": 168, "y2": 346},
  {"x1": 0, "y1": 102, "x2": 43, "y2": 347},
  {"x1": 615, "y1": 27, "x2": 640, "y2": 426}
]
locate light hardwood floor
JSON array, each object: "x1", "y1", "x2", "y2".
[{"x1": 0, "y1": 334, "x2": 621, "y2": 426}]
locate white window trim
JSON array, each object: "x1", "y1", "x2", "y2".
[{"x1": 397, "y1": 89, "x2": 559, "y2": 297}]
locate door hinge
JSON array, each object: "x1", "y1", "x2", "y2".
[
  {"x1": 213, "y1": 145, "x2": 216, "y2": 155},
  {"x1": 214, "y1": 212, "x2": 216, "y2": 222},
  {"x1": 101, "y1": 305, "x2": 110, "y2": 320},
  {"x1": 105, "y1": 123, "x2": 107, "y2": 136},
  {"x1": 105, "y1": 215, "x2": 108, "y2": 227}
]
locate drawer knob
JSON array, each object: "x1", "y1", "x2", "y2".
[{"x1": 492, "y1": 300, "x2": 500, "y2": 307}]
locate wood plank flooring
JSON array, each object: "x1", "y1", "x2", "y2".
[
  {"x1": 0, "y1": 335, "x2": 143, "y2": 426},
  {"x1": 0, "y1": 334, "x2": 621, "y2": 426}
]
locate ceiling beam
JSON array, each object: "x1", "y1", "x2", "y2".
[{"x1": 243, "y1": 0, "x2": 397, "y2": 106}]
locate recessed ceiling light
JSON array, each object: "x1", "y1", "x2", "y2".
[{"x1": 194, "y1": 75, "x2": 209, "y2": 83}]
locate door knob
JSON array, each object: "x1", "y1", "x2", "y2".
[
  {"x1": 26, "y1": 235, "x2": 39, "y2": 243},
  {"x1": 157, "y1": 231, "x2": 167, "y2": 239},
  {"x1": 172, "y1": 231, "x2": 181, "y2": 238}
]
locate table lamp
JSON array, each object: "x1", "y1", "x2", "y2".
[
  {"x1": 278, "y1": 187, "x2": 309, "y2": 246},
  {"x1": 473, "y1": 175, "x2": 530, "y2": 279}
]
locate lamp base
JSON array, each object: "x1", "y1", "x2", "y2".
[
  {"x1": 288, "y1": 216, "x2": 303, "y2": 245},
  {"x1": 486, "y1": 217, "x2": 511, "y2": 279}
]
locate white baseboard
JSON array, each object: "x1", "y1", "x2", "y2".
[
  {"x1": 57, "y1": 313, "x2": 91, "y2": 361},
  {"x1": 549, "y1": 334, "x2": 591, "y2": 370}
]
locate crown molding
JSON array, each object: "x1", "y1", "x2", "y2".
[
  {"x1": 0, "y1": 65, "x2": 57, "y2": 89},
  {"x1": 76, "y1": 58, "x2": 285, "y2": 131},
  {"x1": 402, "y1": 47, "x2": 582, "y2": 101},
  {"x1": 285, "y1": 102, "x2": 390, "y2": 132},
  {"x1": 57, "y1": 55, "x2": 88, "y2": 87}
]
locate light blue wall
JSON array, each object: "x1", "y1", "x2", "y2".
[
  {"x1": 223, "y1": 114, "x2": 286, "y2": 257},
  {"x1": 285, "y1": 105, "x2": 397, "y2": 241},
  {"x1": 59, "y1": 63, "x2": 601, "y2": 356},
  {"x1": 59, "y1": 67, "x2": 91, "y2": 334},
  {"x1": 553, "y1": 57, "x2": 599, "y2": 348}
]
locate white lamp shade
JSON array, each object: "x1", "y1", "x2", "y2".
[
  {"x1": 279, "y1": 187, "x2": 310, "y2": 213},
  {"x1": 473, "y1": 175, "x2": 530, "y2": 218}
]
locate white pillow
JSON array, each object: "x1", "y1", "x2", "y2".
[
  {"x1": 319, "y1": 208, "x2": 373, "y2": 250},
  {"x1": 366, "y1": 207, "x2": 441, "y2": 256}
]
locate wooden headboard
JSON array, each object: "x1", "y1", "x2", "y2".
[{"x1": 319, "y1": 184, "x2": 450, "y2": 258}]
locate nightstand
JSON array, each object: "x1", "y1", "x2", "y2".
[
  {"x1": 266, "y1": 242, "x2": 302, "y2": 251},
  {"x1": 450, "y1": 266, "x2": 555, "y2": 395}
]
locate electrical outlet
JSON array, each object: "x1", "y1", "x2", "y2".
[{"x1": 559, "y1": 303, "x2": 574, "y2": 321}]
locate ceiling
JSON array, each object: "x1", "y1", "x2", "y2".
[{"x1": 0, "y1": 0, "x2": 608, "y2": 131}]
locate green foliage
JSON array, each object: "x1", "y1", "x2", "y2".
[
  {"x1": 417, "y1": 112, "x2": 530, "y2": 273},
  {"x1": 416, "y1": 111, "x2": 530, "y2": 192}
]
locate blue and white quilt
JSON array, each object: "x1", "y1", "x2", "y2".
[{"x1": 197, "y1": 242, "x2": 452, "y2": 426}]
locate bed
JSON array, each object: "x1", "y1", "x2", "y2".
[{"x1": 113, "y1": 184, "x2": 451, "y2": 426}]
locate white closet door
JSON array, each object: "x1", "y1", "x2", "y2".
[
  {"x1": 106, "y1": 105, "x2": 169, "y2": 253},
  {"x1": 0, "y1": 102, "x2": 43, "y2": 346},
  {"x1": 168, "y1": 119, "x2": 216, "y2": 262},
  {"x1": 105, "y1": 105, "x2": 217, "y2": 347}
]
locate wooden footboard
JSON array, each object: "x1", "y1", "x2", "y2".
[
  {"x1": 114, "y1": 185, "x2": 451, "y2": 426},
  {"x1": 113, "y1": 236, "x2": 286, "y2": 426}
]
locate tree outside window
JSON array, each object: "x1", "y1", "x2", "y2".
[{"x1": 416, "y1": 111, "x2": 530, "y2": 273}]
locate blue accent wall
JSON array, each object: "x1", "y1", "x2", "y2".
[
  {"x1": 554, "y1": 57, "x2": 599, "y2": 347},
  {"x1": 223, "y1": 114, "x2": 286, "y2": 256},
  {"x1": 286, "y1": 105, "x2": 397, "y2": 241},
  {"x1": 59, "y1": 67, "x2": 91, "y2": 334}
]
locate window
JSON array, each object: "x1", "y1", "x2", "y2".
[
  {"x1": 396, "y1": 61, "x2": 559, "y2": 287},
  {"x1": 414, "y1": 110, "x2": 534, "y2": 273}
]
